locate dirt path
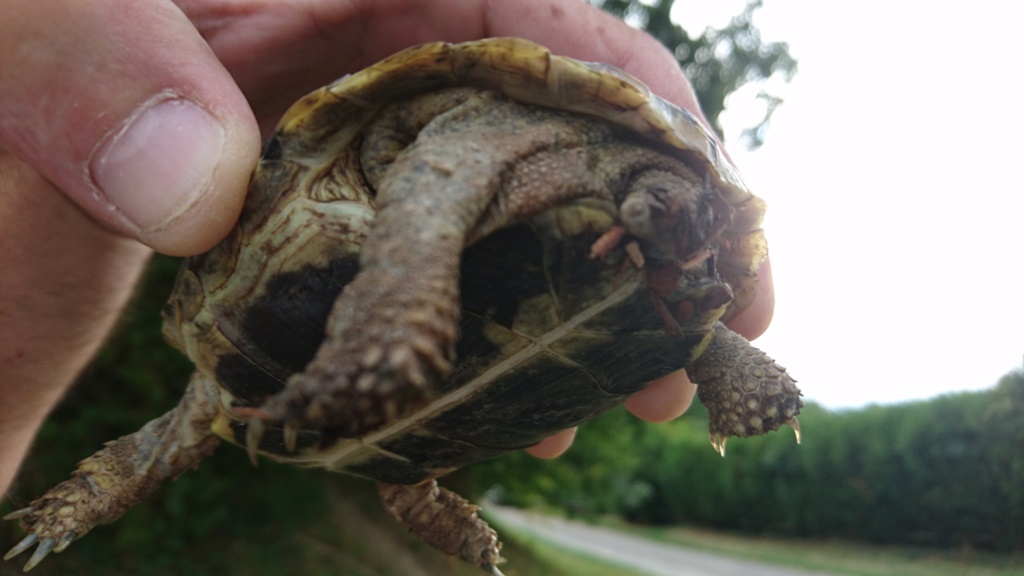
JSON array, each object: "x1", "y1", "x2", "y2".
[{"x1": 486, "y1": 505, "x2": 839, "y2": 576}]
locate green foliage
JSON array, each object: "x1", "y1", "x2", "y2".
[
  {"x1": 2, "y1": 256, "x2": 332, "y2": 576},
  {"x1": 455, "y1": 408, "x2": 651, "y2": 517},
  {"x1": 465, "y1": 371, "x2": 1024, "y2": 553},
  {"x1": 591, "y1": 0, "x2": 797, "y2": 147}
]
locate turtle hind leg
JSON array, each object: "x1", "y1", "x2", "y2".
[
  {"x1": 687, "y1": 322, "x2": 803, "y2": 456},
  {"x1": 4, "y1": 372, "x2": 221, "y2": 571},
  {"x1": 378, "y1": 480, "x2": 504, "y2": 575}
]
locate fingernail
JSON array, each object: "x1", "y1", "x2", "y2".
[{"x1": 90, "y1": 94, "x2": 225, "y2": 231}]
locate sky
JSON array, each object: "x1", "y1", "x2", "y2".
[{"x1": 672, "y1": 1, "x2": 1024, "y2": 409}]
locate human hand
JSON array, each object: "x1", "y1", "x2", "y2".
[{"x1": 0, "y1": 0, "x2": 774, "y2": 490}]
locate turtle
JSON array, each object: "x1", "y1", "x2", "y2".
[{"x1": 4, "y1": 38, "x2": 802, "y2": 574}]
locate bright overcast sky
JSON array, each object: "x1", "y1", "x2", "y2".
[{"x1": 672, "y1": 1, "x2": 1024, "y2": 409}]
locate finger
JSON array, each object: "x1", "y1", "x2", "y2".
[
  {"x1": 185, "y1": 0, "x2": 706, "y2": 133},
  {"x1": 726, "y1": 258, "x2": 775, "y2": 341},
  {"x1": 0, "y1": 151, "x2": 151, "y2": 493},
  {"x1": 524, "y1": 428, "x2": 577, "y2": 459},
  {"x1": 625, "y1": 368, "x2": 697, "y2": 423},
  {"x1": 0, "y1": 0, "x2": 260, "y2": 255}
]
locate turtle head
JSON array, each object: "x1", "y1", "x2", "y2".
[{"x1": 619, "y1": 167, "x2": 733, "y2": 265}]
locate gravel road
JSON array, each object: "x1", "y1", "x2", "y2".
[{"x1": 486, "y1": 505, "x2": 838, "y2": 576}]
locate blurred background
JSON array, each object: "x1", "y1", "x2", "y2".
[{"x1": 3, "y1": 1, "x2": 1022, "y2": 574}]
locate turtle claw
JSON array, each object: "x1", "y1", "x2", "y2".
[
  {"x1": 5, "y1": 532, "x2": 58, "y2": 572},
  {"x1": 710, "y1": 433, "x2": 727, "y2": 457},
  {"x1": 245, "y1": 418, "x2": 265, "y2": 466},
  {"x1": 787, "y1": 416, "x2": 802, "y2": 444},
  {"x1": 4, "y1": 533, "x2": 37, "y2": 562},
  {"x1": 54, "y1": 531, "x2": 77, "y2": 553},
  {"x1": 283, "y1": 422, "x2": 299, "y2": 453},
  {"x1": 23, "y1": 537, "x2": 56, "y2": 572},
  {"x1": 588, "y1": 225, "x2": 627, "y2": 260},
  {"x1": 2, "y1": 507, "x2": 33, "y2": 521}
]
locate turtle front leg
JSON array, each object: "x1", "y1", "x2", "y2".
[
  {"x1": 378, "y1": 480, "x2": 504, "y2": 575},
  {"x1": 4, "y1": 372, "x2": 221, "y2": 571}
]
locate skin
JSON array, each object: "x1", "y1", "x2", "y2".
[{"x1": 0, "y1": 0, "x2": 774, "y2": 496}]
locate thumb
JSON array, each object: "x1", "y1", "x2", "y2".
[{"x1": 0, "y1": 0, "x2": 260, "y2": 255}]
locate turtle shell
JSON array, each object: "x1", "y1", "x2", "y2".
[{"x1": 162, "y1": 38, "x2": 769, "y2": 483}]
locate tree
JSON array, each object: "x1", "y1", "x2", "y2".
[{"x1": 591, "y1": 0, "x2": 797, "y2": 147}]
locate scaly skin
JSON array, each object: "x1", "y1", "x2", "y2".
[
  {"x1": 379, "y1": 481, "x2": 504, "y2": 575},
  {"x1": 688, "y1": 322, "x2": 803, "y2": 456},
  {"x1": 4, "y1": 373, "x2": 222, "y2": 571}
]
